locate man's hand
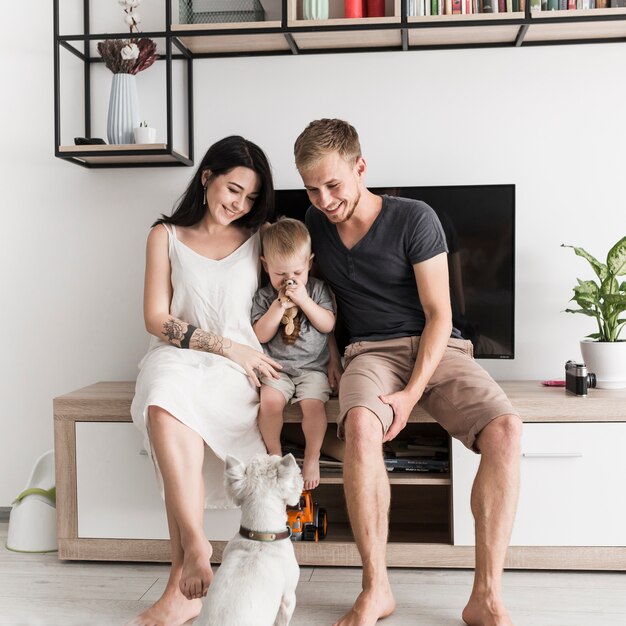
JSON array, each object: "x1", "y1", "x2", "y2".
[
  {"x1": 327, "y1": 357, "x2": 344, "y2": 396},
  {"x1": 380, "y1": 389, "x2": 419, "y2": 442}
]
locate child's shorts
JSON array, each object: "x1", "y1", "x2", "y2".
[{"x1": 261, "y1": 370, "x2": 331, "y2": 404}]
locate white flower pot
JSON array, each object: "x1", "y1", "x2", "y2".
[
  {"x1": 580, "y1": 339, "x2": 626, "y2": 390},
  {"x1": 133, "y1": 126, "x2": 157, "y2": 144}
]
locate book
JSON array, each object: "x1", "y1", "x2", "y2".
[{"x1": 385, "y1": 457, "x2": 449, "y2": 472}]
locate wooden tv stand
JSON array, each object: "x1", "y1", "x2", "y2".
[{"x1": 54, "y1": 381, "x2": 626, "y2": 570}]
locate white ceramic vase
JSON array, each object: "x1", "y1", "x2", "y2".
[
  {"x1": 107, "y1": 73, "x2": 140, "y2": 145},
  {"x1": 303, "y1": 0, "x2": 329, "y2": 19},
  {"x1": 580, "y1": 339, "x2": 626, "y2": 389}
]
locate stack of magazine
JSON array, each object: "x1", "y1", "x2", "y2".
[{"x1": 383, "y1": 435, "x2": 449, "y2": 473}]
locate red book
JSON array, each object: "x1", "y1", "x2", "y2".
[
  {"x1": 367, "y1": 0, "x2": 385, "y2": 16},
  {"x1": 345, "y1": 0, "x2": 364, "y2": 17},
  {"x1": 452, "y1": 0, "x2": 462, "y2": 11},
  {"x1": 499, "y1": 0, "x2": 505, "y2": 10}
]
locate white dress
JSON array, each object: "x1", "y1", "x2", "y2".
[{"x1": 130, "y1": 224, "x2": 266, "y2": 508}]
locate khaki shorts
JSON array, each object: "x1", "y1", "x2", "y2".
[
  {"x1": 261, "y1": 370, "x2": 331, "y2": 404},
  {"x1": 338, "y1": 336, "x2": 519, "y2": 452}
]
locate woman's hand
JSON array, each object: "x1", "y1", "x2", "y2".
[{"x1": 224, "y1": 341, "x2": 282, "y2": 387}]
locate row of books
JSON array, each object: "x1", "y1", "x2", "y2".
[
  {"x1": 407, "y1": 0, "x2": 624, "y2": 13},
  {"x1": 282, "y1": 432, "x2": 450, "y2": 474},
  {"x1": 383, "y1": 434, "x2": 449, "y2": 473}
]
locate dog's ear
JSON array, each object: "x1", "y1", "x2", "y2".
[
  {"x1": 278, "y1": 453, "x2": 304, "y2": 506},
  {"x1": 224, "y1": 455, "x2": 247, "y2": 504}
]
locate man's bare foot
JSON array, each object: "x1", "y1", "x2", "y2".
[
  {"x1": 180, "y1": 539, "x2": 213, "y2": 600},
  {"x1": 125, "y1": 584, "x2": 202, "y2": 626},
  {"x1": 462, "y1": 594, "x2": 514, "y2": 626},
  {"x1": 333, "y1": 586, "x2": 396, "y2": 626},
  {"x1": 302, "y1": 453, "x2": 320, "y2": 490}
]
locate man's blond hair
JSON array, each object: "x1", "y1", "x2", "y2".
[
  {"x1": 294, "y1": 118, "x2": 361, "y2": 173},
  {"x1": 261, "y1": 218, "x2": 311, "y2": 262}
]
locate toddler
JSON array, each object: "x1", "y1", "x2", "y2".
[{"x1": 251, "y1": 218, "x2": 336, "y2": 490}]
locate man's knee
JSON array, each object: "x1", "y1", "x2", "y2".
[
  {"x1": 476, "y1": 414, "x2": 522, "y2": 456},
  {"x1": 344, "y1": 407, "x2": 384, "y2": 453}
]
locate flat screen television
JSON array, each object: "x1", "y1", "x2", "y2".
[{"x1": 274, "y1": 184, "x2": 515, "y2": 360}]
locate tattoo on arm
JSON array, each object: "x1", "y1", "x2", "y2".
[
  {"x1": 162, "y1": 319, "x2": 185, "y2": 345},
  {"x1": 161, "y1": 317, "x2": 231, "y2": 355},
  {"x1": 191, "y1": 330, "x2": 231, "y2": 356}
]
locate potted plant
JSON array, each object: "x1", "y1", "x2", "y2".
[
  {"x1": 562, "y1": 235, "x2": 626, "y2": 389},
  {"x1": 133, "y1": 121, "x2": 156, "y2": 144}
]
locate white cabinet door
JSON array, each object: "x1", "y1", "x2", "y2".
[
  {"x1": 75, "y1": 422, "x2": 240, "y2": 540},
  {"x1": 452, "y1": 422, "x2": 626, "y2": 547}
]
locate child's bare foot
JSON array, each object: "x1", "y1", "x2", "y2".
[
  {"x1": 302, "y1": 453, "x2": 320, "y2": 490},
  {"x1": 179, "y1": 538, "x2": 213, "y2": 600}
]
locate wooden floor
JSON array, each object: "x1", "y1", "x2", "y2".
[{"x1": 2, "y1": 523, "x2": 625, "y2": 625}]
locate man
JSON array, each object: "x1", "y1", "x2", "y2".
[{"x1": 294, "y1": 118, "x2": 522, "y2": 626}]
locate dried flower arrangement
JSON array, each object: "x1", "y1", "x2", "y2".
[{"x1": 97, "y1": 0, "x2": 158, "y2": 75}]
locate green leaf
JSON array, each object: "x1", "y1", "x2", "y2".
[
  {"x1": 585, "y1": 332, "x2": 602, "y2": 340},
  {"x1": 600, "y1": 276, "x2": 620, "y2": 296},
  {"x1": 575, "y1": 279, "x2": 599, "y2": 295},
  {"x1": 562, "y1": 244, "x2": 608, "y2": 281},
  {"x1": 607, "y1": 236, "x2": 626, "y2": 277},
  {"x1": 603, "y1": 293, "x2": 626, "y2": 308}
]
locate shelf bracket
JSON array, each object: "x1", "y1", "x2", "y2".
[
  {"x1": 515, "y1": 24, "x2": 529, "y2": 48},
  {"x1": 284, "y1": 33, "x2": 299, "y2": 56}
]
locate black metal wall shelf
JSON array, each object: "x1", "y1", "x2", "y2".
[{"x1": 54, "y1": 1, "x2": 626, "y2": 168}]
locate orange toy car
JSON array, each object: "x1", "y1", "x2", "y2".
[{"x1": 287, "y1": 491, "x2": 327, "y2": 541}]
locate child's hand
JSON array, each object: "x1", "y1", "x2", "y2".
[{"x1": 283, "y1": 279, "x2": 309, "y2": 307}]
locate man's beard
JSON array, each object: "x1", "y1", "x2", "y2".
[{"x1": 327, "y1": 191, "x2": 360, "y2": 224}]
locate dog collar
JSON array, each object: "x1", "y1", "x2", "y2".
[{"x1": 239, "y1": 525, "x2": 292, "y2": 542}]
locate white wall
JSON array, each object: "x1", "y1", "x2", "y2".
[{"x1": 1, "y1": 2, "x2": 625, "y2": 505}]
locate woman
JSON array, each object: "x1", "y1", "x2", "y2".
[{"x1": 128, "y1": 136, "x2": 281, "y2": 626}]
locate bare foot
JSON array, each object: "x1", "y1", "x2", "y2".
[
  {"x1": 180, "y1": 539, "x2": 213, "y2": 600},
  {"x1": 302, "y1": 453, "x2": 320, "y2": 491},
  {"x1": 125, "y1": 583, "x2": 202, "y2": 626},
  {"x1": 462, "y1": 594, "x2": 514, "y2": 626},
  {"x1": 333, "y1": 586, "x2": 396, "y2": 626}
]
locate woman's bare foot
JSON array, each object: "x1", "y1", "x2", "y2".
[
  {"x1": 302, "y1": 452, "x2": 321, "y2": 490},
  {"x1": 462, "y1": 593, "x2": 514, "y2": 626},
  {"x1": 125, "y1": 582, "x2": 202, "y2": 626},
  {"x1": 180, "y1": 538, "x2": 213, "y2": 600},
  {"x1": 333, "y1": 586, "x2": 396, "y2": 626}
]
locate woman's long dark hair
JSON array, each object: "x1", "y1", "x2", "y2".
[{"x1": 153, "y1": 135, "x2": 274, "y2": 231}]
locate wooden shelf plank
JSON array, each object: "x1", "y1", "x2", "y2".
[
  {"x1": 525, "y1": 16, "x2": 626, "y2": 41},
  {"x1": 53, "y1": 380, "x2": 626, "y2": 423},
  {"x1": 293, "y1": 28, "x2": 402, "y2": 49},
  {"x1": 409, "y1": 24, "x2": 521, "y2": 46},
  {"x1": 171, "y1": 21, "x2": 282, "y2": 32},
  {"x1": 176, "y1": 33, "x2": 291, "y2": 54},
  {"x1": 58, "y1": 145, "x2": 190, "y2": 166}
]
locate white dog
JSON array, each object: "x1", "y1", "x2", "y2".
[{"x1": 196, "y1": 453, "x2": 304, "y2": 626}]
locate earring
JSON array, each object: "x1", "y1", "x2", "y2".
[{"x1": 202, "y1": 185, "x2": 207, "y2": 206}]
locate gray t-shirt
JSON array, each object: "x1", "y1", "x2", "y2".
[
  {"x1": 251, "y1": 276, "x2": 335, "y2": 377},
  {"x1": 306, "y1": 194, "x2": 459, "y2": 343}
]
